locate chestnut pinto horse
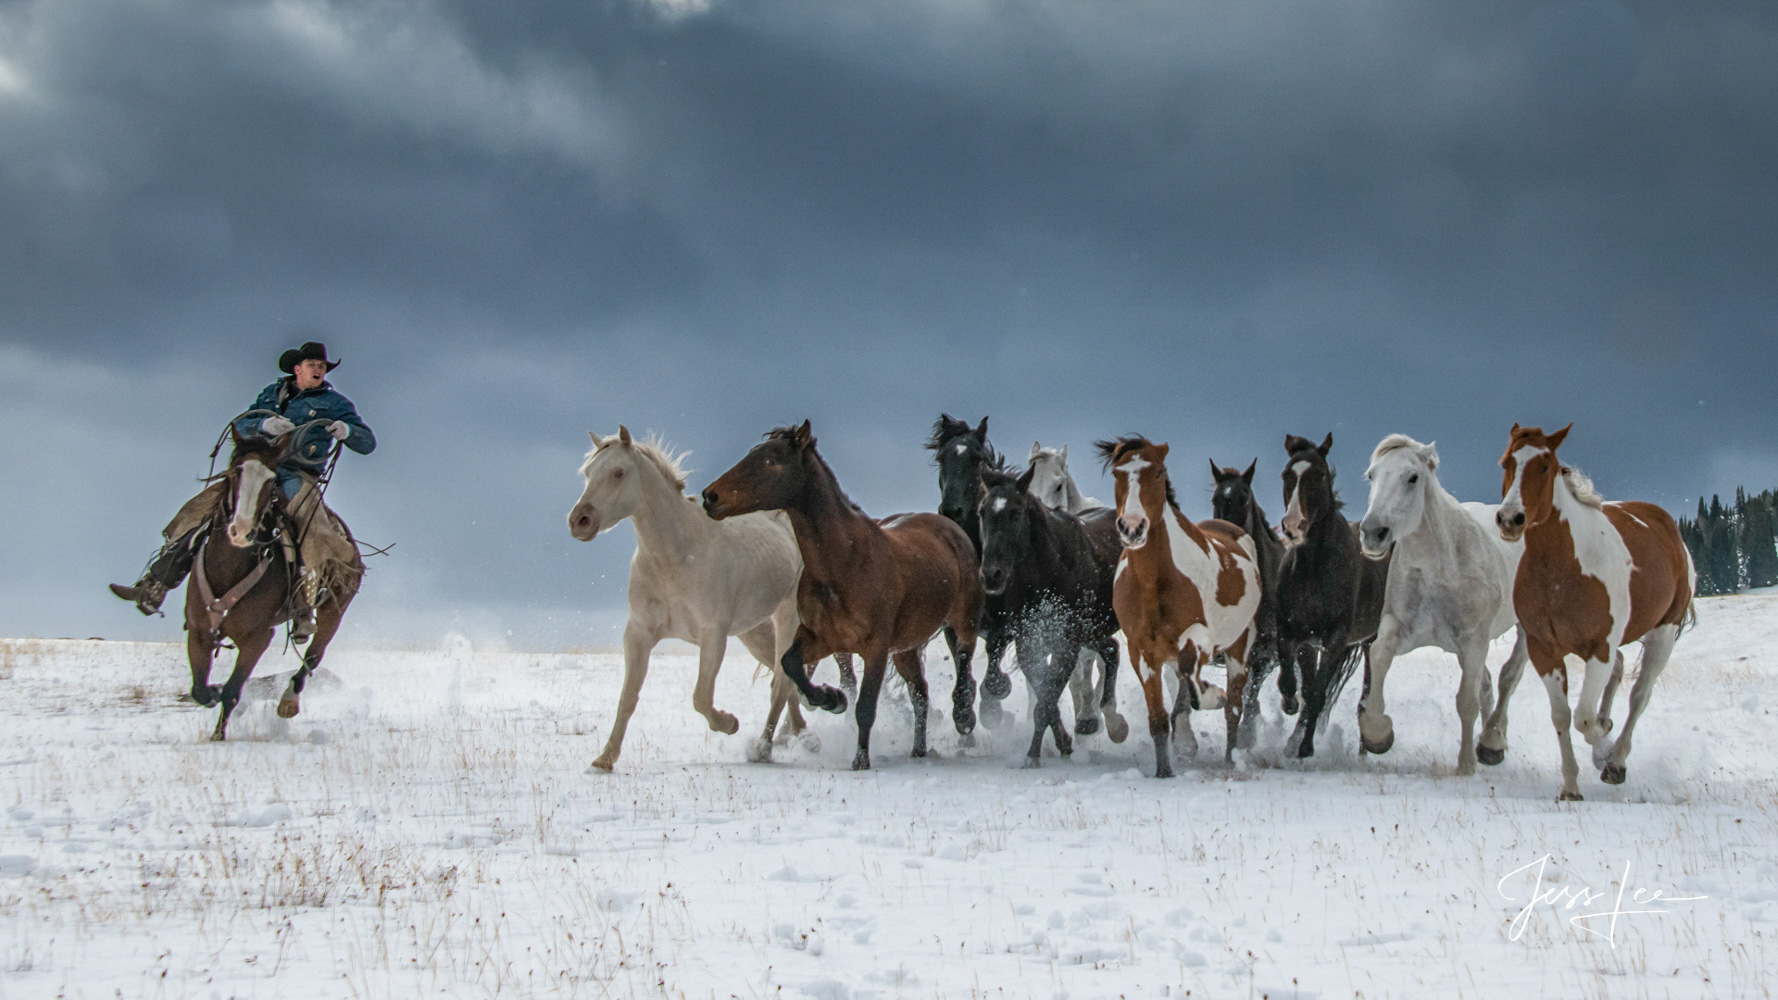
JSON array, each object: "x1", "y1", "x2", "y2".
[
  {"x1": 703, "y1": 422, "x2": 983, "y2": 771},
  {"x1": 191, "y1": 428, "x2": 357, "y2": 741},
  {"x1": 1098, "y1": 437, "x2": 1261, "y2": 776},
  {"x1": 1496, "y1": 424, "x2": 1694, "y2": 801}
]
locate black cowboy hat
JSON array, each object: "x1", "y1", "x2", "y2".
[{"x1": 278, "y1": 341, "x2": 341, "y2": 374}]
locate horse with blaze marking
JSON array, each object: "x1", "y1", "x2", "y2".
[
  {"x1": 703, "y1": 421, "x2": 983, "y2": 771},
  {"x1": 1098, "y1": 436, "x2": 1261, "y2": 776},
  {"x1": 1496, "y1": 424, "x2": 1694, "y2": 801}
]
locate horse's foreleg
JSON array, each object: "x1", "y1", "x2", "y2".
[
  {"x1": 1133, "y1": 649, "x2": 1173, "y2": 778},
  {"x1": 942, "y1": 625, "x2": 978, "y2": 741},
  {"x1": 691, "y1": 630, "x2": 740, "y2": 736},
  {"x1": 1289, "y1": 641, "x2": 1323, "y2": 758},
  {"x1": 279, "y1": 594, "x2": 346, "y2": 719},
  {"x1": 1527, "y1": 640, "x2": 1583, "y2": 800},
  {"x1": 1478, "y1": 627, "x2": 1529, "y2": 765},
  {"x1": 1068, "y1": 647, "x2": 1100, "y2": 736},
  {"x1": 851, "y1": 649, "x2": 892, "y2": 770},
  {"x1": 891, "y1": 648, "x2": 930, "y2": 759},
  {"x1": 1571, "y1": 654, "x2": 1617, "y2": 753},
  {"x1": 1450, "y1": 638, "x2": 1492, "y2": 776},
  {"x1": 187, "y1": 627, "x2": 220, "y2": 707},
  {"x1": 980, "y1": 623, "x2": 1013, "y2": 701},
  {"x1": 1277, "y1": 637, "x2": 1303, "y2": 715},
  {"x1": 780, "y1": 631, "x2": 846, "y2": 714},
  {"x1": 1358, "y1": 619, "x2": 1401, "y2": 756},
  {"x1": 833, "y1": 653, "x2": 858, "y2": 702},
  {"x1": 211, "y1": 628, "x2": 273, "y2": 742},
  {"x1": 591, "y1": 622, "x2": 658, "y2": 771},
  {"x1": 1221, "y1": 632, "x2": 1250, "y2": 764},
  {"x1": 1597, "y1": 650, "x2": 1626, "y2": 737}
]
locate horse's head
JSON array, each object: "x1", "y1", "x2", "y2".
[
  {"x1": 979, "y1": 466, "x2": 1041, "y2": 596},
  {"x1": 1096, "y1": 435, "x2": 1172, "y2": 550},
  {"x1": 570, "y1": 425, "x2": 645, "y2": 541},
  {"x1": 1210, "y1": 458, "x2": 1260, "y2": 530},
  {"x1": 1279, "y1": 432, "x2": 1336, "y2": 547},
  {"x1": 927, "y1": 414, "x2": 996, "y2": 530},
  {"x1": 1027, "y1": 441, "x2": 1074, "y2": 510},
  {"x1": 703, "y1": 420, "x2": 817, "y2": 520},
  {"x1": 1496, "y1": 423, "x2": 1571, "y2": 542},
  {"x1": 1360, "y1": 434, "x2": 1438, "y2": 559},
  {"x1": 224, "y1": 426, "x2": 289, "y2": 549}
]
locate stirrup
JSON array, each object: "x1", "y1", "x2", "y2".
[
  {"x1": 291, "y1": 609, "x2": 317, "y2": 644},
  {"x1": 109, "y1": 581, "x2": 166, "y2": 617}
]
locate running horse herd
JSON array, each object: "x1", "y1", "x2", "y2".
[
  {"x1": 182, "y1": 412, "x2": 1693, "y2": 802},
  {"x1": 559, "y1": 417, "x2": 1693, "y2": 802}
]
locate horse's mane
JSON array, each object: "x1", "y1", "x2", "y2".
[
  {"x1": 1093, "y1": 436, "x2": 1177, "y2": 508},
  {"x1": 765, "y1": 425, "x2": 868, "y2": 514},
  {"x1": 581, "y1": 433, "x2": 691, "y2": 493},
  {"x1": 982, "y1": 466, "x2": 1025, "y2": 493},
  {"x1": 1560, "y1": 466, "x2": 1606, "y2": 509},
  {"x1": 926, "y1": 416, "x2": 1003, "y2": 470},
  {"x1": 1369, "y1": 433, "x2": 1419, "y2": 464}
]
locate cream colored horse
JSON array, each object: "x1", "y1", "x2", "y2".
[{"x1": 569, "y1": 426, "x2": 808, "y2": 769}]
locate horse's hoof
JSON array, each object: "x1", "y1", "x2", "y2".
[
  {"x1": 191, "y1": 686, "x2": 220, "y2": 708},
  {"x1": 276, "y1": 698, "x2": 300, "y2": 720},
  {"x1": 957, "y1": 731, "x2": 975, "y2": 749},
  {"x1": 1558, "y1": 789, "x2": 1585, "y2": 802},
  {"x1": 1281, "y1": 696, "x2": 1301, "y2": 716},
  {"x1": 1021, "y1": 756, "x2": 1041, "y2": 770},
  {"x1": 1075, "y1": 717, "x2": 1101, "y2": 737},
  {"x1": 1600, "y1": 762, "x2": 1627, "y2": 785},
  {"x1": 954, "y1": 709, "x2": 977, "y2": 735},
  {"x1": 798, "y1": 730, "x2": 821, "y2": 753},
  {"x1": 1360, "y1": 730, "x2": 1394, "y2": 755},
  {"x1": 1106, "y1": 715, "x2": 1130, "y2": 744},
  {"x1": 712, "y1": 713, "x2": 740, "y2": 736},
  {"x1": 746, "y1": 738, "x2": 773, "y2": 764},
  {"x1": 1197, "y1": 685, "x2": 1226, "y2": 711},
  {"x1": 1154, "y1": 764, "x2": 1174, "y2": 779},
  {"x1": 982, "y1": 672, "x2": 1012, "y2": 701},
  {"x1": 822, "y1": 688, "x2": 848, "y2": 715},
  {"x1": 1475, "y1": 743, "x2": 1507, "y2": 766},
  {"x1": 1294, "y1": 741, "x2": 1315, "y2": 760},
  {"x1": 209, "y1": 731, "x2": 227, "y2": 743},
  {"x1": 980, "y1": 699, "x2": 1009, "y2": 730},
  {"x1": 588, "y1": 757, "x2": 616, "y2": 772},
  {"x1": 850, "y1": 753, "x2": 871, "y2": 771},
  {"x1": 910, "y1": 746, "x2": 927, "y2": 758}
]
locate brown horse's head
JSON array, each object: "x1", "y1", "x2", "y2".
[
  {"x1": 1095, "y1": 435, "x2": 1173, "y2": 550},
  {"x1": 224, "y1": 425, "x2": 290, "y2": 549},
  {"x1": 1279, "y1": 432, "x2": 1336, "y2": 546},
  {"x1": 1496, "y1": 422, "x2": 1572, "y2": 542},
  {"x1": 702, "y1": 420, "x2": 818, "y2": 520}
]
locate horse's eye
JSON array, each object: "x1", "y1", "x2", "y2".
[{"x1": 1408, "y1": 474, "x2": 1418, "y2": 484}]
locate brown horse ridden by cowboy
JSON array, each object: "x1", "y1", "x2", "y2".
[
  {"x1": 702, "y1": 421, "x2": 984, "y2": 771},
  {"x1": 1495, "y1": 424, "x2": 1694, "y2": 801},
  {"x1": 110, "y1": 342, "x2": 375, "y2": 643}
]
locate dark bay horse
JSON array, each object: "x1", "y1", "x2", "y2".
[
  {"x1": 927, "y1": 415, "x2": 1017, "y2": 720},
  {"x1": 1210, "y1": 459, "x2": 1288, "y2": 747},
  {"x1": 1275, "y1": 433, "x2": 1390, "y2": 758},
  {"x1": 190, "y1": 428, "x2": 356, "y2": 741},
  {"x1": 977, "y1": 466, "x2": 1125, "y2": 765},
  {"x1": 702, "y1": 421, "x2": 983, "y2": 770}
]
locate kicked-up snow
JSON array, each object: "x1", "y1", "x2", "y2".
[{"x1": 1, "y1": 596, "x2": 1775, "y2": 998}]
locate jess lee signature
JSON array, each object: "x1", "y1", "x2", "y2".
[{"x1": 1497, "y1": 854, "x2": 1708, "y2": 947}]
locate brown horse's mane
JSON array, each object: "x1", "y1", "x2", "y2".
[
  {"x1": 765, "y1": 425, "x2": 868, "y2": 515},
  {"x1": 1093, "y1": 436, "x2": 1178, "y2": 509}
]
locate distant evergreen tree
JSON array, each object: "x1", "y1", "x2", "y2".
[
  {"x1": 1745, "y1": 491, "x2": 1778, "y2": 589},
  {"x1": 1708, "y1": 494, "x2": 1740, "y2": 594}
]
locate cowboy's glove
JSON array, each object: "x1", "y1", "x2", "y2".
[
  {"x1": 261, "y1": 416, "x2": 296, "y2": 436},
  {"x1": 327, "y1": 421, "x2": 350, "y2": 441}
]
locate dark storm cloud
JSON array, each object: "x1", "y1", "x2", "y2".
[{"x1": 2, "y1": 0, "x2": 1775, "y2": 642}]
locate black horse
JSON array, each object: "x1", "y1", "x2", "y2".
[
  {"x1": 928, "y1": 415, "x2": 1019, "y2": 725},
  {"x1": 1210, "y1": 459, "x2": 1288, "y2": 747},
  {"x1": 977, "y1": 466, "x2": 1125, "y2": 765},
  {"x1": 1275, "y1": 433, "x2": 1391, "y2": 758}
]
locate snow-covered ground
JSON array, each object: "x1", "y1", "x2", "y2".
[{"x1": 1, "y1": 596, "x2": 1774, "y2": 999}]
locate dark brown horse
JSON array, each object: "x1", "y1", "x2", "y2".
[
  {"x1": 188, "y1": 428, "x2": 357, "y2": 740},
  {"x1": 702, "y1": 421, "x2": 983, "y2": 770}
]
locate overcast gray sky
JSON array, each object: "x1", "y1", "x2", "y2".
[{"x1": 3, "y1": 0, "x2": 1774, "y2": 647}]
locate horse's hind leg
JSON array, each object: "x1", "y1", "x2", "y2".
[
  {"x1": 1221, "y1": 632, "x2": 1251, "y2": 764},
  {"x1": 280, "y1": 594, "x2": 348, "y2": 719},
  {"x1": 892, "y1": 648, "x2": 931, "y2": 759},
  {"x1": 942, "y1": 626, "x2": 978, "y2": 742},
  {"x1": 834, "y1": 653, "x2": 858, "y2": 702},
  {"x1": 211, "y1": 628, "x2": 274, "y2": 742},
  {"x1": 1597, "y1": 650, "x2": 1626, "y2": 736},
  {"x1": 1478, "y1": 627, "x2": 1529, "y2": 765},
  {"x1": 1091, "y1": 637, "x2": 1129, "y2": 743},
  {"x1": 1452, "y1": 638, "x2": 1491, "y2": 775},
  {"x1": 851, "y1": 649, "x2": 891, "y2": 770},
  {"x1": 1602, "y1": 625, "x2": 1677, "y2": 784},
  {"x1": 690, "y1": 628, "x2": 740, "y2": 736},
  {"x1": 1068, "y1": 648, "x2": 1101, "y2": 736}
]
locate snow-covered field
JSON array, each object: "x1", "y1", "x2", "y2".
[{"x1": 1, "y1": 596, "x2": 1775, "y2": 1000}]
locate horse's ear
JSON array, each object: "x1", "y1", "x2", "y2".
[
  {"x1": 588, "y1": 430, "x2": 603, "y2": 449},
  {"x1": 1420, "y1": 441, "x2": 1439, "y2": 470},
  {"x1": 1058, "y1": 443, "x2": 1067, "y2": 462},
  {"x1": 1030, "y1": 441, "x2": 1043, "y2": 460},
  {"x1": 1156, "y1": 442, "x2": 1170, "y2": 461},
  {"x1": 618, "y1": 424, "x2": 633, "y2": 447},
  {"x1": 1242, "y1": 458, "x2": 1257, "y2": 485},
  {"x1": 1510, "y1": 422, "x2": 1521, "y2": 434},
  {"x1": 792, "y1": 419, "x2": 814, "y2": 450},
  {"x1": 1284, "y1": 434, "x2": 1306, "y2": 454},
  {"x1": 1209, "y1": 458, "x2": 1223, "y2": 481},
  {"x1": 1015, "y1": 465, "x2": 1037, "y2": 493},
  {"x1": 230, "y1": 424, "x2": 247, "y2": 448},
  {"x1": 1548, "y1": 423, "x2": 1572, "y2": 450},
  {"x1": 1318, "y1": 432, "x2": 1333, "y2": 457},
  {"x1": 975, "y1": 415, "x2": 989, "y2": 439}
]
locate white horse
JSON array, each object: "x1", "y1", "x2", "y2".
[
  {"x1": 1356, "y1": 434, "x2": 1531, "y2": 774},
  {"x1": 569, "y1": 426, "x2": 808, "y2": 769},
  {"x1": 1022, "y1": 441, "x2": 1123, "y2": 740}
]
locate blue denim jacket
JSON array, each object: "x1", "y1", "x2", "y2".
[{"x1": 233, "y1": 378, "x2": 376, "y2": 484}]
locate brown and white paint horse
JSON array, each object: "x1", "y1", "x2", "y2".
[
  {"x1": 1497, "y1": 424, "x2": 1694, "y2": 801},
  {"x1": 1098, "y1": 437, "x2": 1261, "y2": 777}
]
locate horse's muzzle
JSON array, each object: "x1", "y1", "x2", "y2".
[
  {"x1": 982, "y1": 566, "x2": 1009, "y2": 596},
  {"x1": 1118, "y1": 515, "x2": 1149, "y2": 549},
  {"x1": 701, "y1": 489, "x2": 731, "y2": 520},
  {"x1": 1359, "y1": 522, "x2": 1392, "y2": 560},
  {"x1": 568, "y1": 504, "x2": 601, "y2": 541},
  {"x1": 1496, "y1": 509, "x2": 1526, "y2": 542}
]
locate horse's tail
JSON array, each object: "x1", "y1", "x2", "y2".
[{"x1": 1321, "y1": 640, "x2": 1368, "y2": 723}]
